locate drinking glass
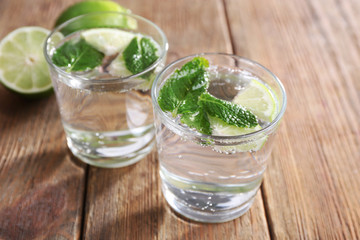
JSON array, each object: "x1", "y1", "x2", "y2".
[
  {"x1": 151, "y1": 53, "x2": 286, "y2": 222},
  {"x1": 44, "y1": 12, "x2": 168, "y2": 168}
]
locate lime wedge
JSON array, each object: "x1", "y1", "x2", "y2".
[
  {"x1": 209, "y1": 117, "x2": 267, "y2": 152},
  {"x1": 81, "y1": 28, "x2": 135, "y2": 56},
  {"x1": 108, "y1": 54, "x2": 133, "y2": 77},
  {"x1": 233, "y1": 79, "x2": 277, "y2": 122},
  {"x1": 78, "y1": 28, "x2": 158, "y2": 90},
  {"x1": 108, "y1": 54, "x2": 155, "y2": 91},
  {"x1": 0, "y1": 27, "x2": 53, "y2": 98}
]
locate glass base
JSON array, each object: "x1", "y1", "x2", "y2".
[
  {"x1": 161, "y1": 182, "x2": 256, "y2": 223},
  {"x1": 64, "y1": 123, "x2": 155, "y2": 168},
  {"x1": 67, "y1": 136, "x2": 154, "y2": 168}
]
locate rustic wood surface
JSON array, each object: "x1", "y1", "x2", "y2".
[{"x1": 0, "y1": 0, "x2": 359, "y2": 239}]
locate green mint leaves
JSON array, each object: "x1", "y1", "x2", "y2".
[
  {"x1": 158, "y1": 57, "x2": 209, "y2": 112},
  {"x1": 123, "y1": 37, "x2": 159, "y2": 76},
  {"x1": 158, "y1": 57, "x2": 212, "y2": 135},
  {"x1": 199, "y1": 93, "x2": 258, "y2": 128},
  {"x1": 181, "y1": 106, "x2": 212, "y2": 135},
  {"x1": 51, "y1": 33, "x2": 158, "y2": 79},
  {"x1": 52, "y1": 39, "x2": 104, "y2": 72},
  {"x1": 158, "y1": 57, "x2": 258, "y2": 135}
]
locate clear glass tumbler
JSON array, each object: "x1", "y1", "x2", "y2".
[
  {"x1": 44, "y1": 12, "x2": 168, "y2": 168},
  {"x1": 151, "y1": 53, "x2": 286, "y2": 223}
]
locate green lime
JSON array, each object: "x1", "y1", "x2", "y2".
[
  {"x1": 54, "y1": 1, "x2": 136, "y2": 35},
  {"x1": 233, "y1": 79, "x2": 277, "y2": 122},
  {"x1": 55, "y1": 0, "x2": 129, "y2": 26},
  {"x1": 0, "y1": 27, "x2": 53, "y2": 98},
  {"x1": 209, "y1": 117, "x2": 267, "y2": 152},
  {"x1": 209, "y1": 79, "x2": 276, "y2": 152},
  {"x1": 108, "y1": 54, "x2": 132, "y2": 77},
  {"x1": 81, "y1": 28, "x2": 135, "y2": 55}
]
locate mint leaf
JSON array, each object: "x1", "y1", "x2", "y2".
[
  {"x1": 177, "y1": 89, "x2": 204, "y2": 114},
  {"x1": 158, "y1": 57, "x2": 211, "y2": 134},
  {"x1": 141, "y1": 38, "x2": 158, "y2": 67},
  {"x1": 157, "y1": 56, "x2": 258, "y2": 135},
  {"x1": 158, "y1": 57, "x2": 209, "y2": 112},
  {"x1": 181, "y1": 106, "x2": 211, "y2": 135},
  {"x1": 122, "y1": 37, "x2": 158, "y2": 76},
  {"x1": 52, "y1": 39, "x2": 104, "y2": 72},
  {"x1": 199, "y1": 93, "x2": 258, "y2": 128}
]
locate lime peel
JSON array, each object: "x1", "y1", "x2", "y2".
[
  {"x1": 55, "y1": 0, "x2": 131, "y2": 27},
  {"x1": 54, "y1": 1, "x2": 136, "y2": 35}
]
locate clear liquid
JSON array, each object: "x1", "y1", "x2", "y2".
[
  {"x1": 156, "y1": 66, "x2": 277, "y2": 222},
  {"x1": 50, "y1": 29, "x2": 162, "y2": 167}
]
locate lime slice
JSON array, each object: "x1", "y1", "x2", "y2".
[
  {"x1": 108, "y1": 54, "x2": 155, "y2": 91},
  {"x1": 108, "y1": 54, "x2": 133, "y2": 77},
  {"x1": 55, "y1": 1, "x2": 137, "y2": 35},
  {"x1": 0, "y1": 27, "x2": 53, "y2": 98},
  {"x1": 233, "y1": 79, "x2": 277, "y2": 122},
  {"x1": 81, "y1": 28, "x2": 135, "y2": 56},
  {"x1": 209, "y1": 117, "x2": 267, "y2": 152}
]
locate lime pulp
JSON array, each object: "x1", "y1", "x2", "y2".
[
  {"x1": 233, "y1": 79, "x2": 277, "y2": 122},
  {"x1": 0, "y1": 27, "x2": 54, "y2": 97}
]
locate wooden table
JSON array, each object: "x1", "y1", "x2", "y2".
[{"x1": 0, "y1": 0, "x2": 359, "y2": 239}]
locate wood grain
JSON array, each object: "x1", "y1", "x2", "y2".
[
  {"x1": 82, "y1": 0, "x2": 270, "y2": 239},
  {"x1": 225, "y1": 0, "x2": 360, "y2": 239},
  {"x1": 0, "y1": 0, "x2": 359, "y2": 239},
  {"x1": 0, "y1": 0, "x2": 86, "y2": 239}
]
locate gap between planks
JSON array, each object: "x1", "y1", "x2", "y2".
[{"x1": 80, "y1": 164, "x2": 90, "y2": 240}]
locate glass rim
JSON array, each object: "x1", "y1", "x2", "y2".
[
  {"x1": 43, "y1": 11, "x2": 169, "y2": 84},
  {"x1": 151, "y1": 52, "x2": 287, "y2": 141}
]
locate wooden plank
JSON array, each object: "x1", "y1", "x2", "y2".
[
  {"x1": 0, "y1": 0, "x2": 86, "y2": 239},
  {"x1": 82, "y1": 0, "x2": 270, "y2": 239},
  {"x1": 225, "y1": 0, "x2": 360, "y2": 239},
  {"x1": 123, "y1": 0, "x2": 234, "y2": 61}
]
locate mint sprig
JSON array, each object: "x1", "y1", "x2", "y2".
[
  {"x1": 122, "y1": 37, "x2": 158, "y2": 77},
  {"x1": 158, "y1": 57, "x2": 209, "y2": 112},
  {"x1": 158, "y1": 57, "x2": 259, "y2": 135},
  {"x1": 52, "y1": 39, "x2": 104, "y2": 72},
  {"x1": 181, "y1": 106, "x2": 211, "y2": 135},
  {"x1": 199, "y1": 93, "x2": 258, "y2": 128}
]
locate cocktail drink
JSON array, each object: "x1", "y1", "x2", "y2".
[
  {"x1": 44, "y1": 12, "x2": 168, "y2": 168},
  {"x1": 152, "y1": 53, "x2": 286, "y2": 223}
]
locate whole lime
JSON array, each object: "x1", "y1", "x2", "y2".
[
  {"x1": 55, "y1": 0, "x2": 130, "y2": 27},
  {"x1": 54, "y1": 1, "x2": 136, "y2": 35}
]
